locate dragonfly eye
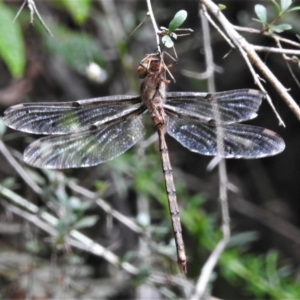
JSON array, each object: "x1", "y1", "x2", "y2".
[
  {"x1": 137, "y1": 65, "x2": 148, "y2": 79},
  {"x1": 208, "y1": 119, "x2": 216, "y2": 126},
  {"x1": 205, "y1": 93, "x2": 213, "y2": 101},
  {"x1": 72, "y1": 102, "x2": 81, "y2": 107}
]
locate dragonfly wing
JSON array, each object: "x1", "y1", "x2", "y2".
[
  {"x1": 24, "y1": 114, "x2": 146, "y2": 169},
  {"x1": 3, "y1": 95, "x2": 142, "y2": 134},
  {"x1": 166, "y1": 115, "x2": 285, "y2": 158},
  {"x1": 165, "y1": 89, "x2": 264, "y2": 123}
]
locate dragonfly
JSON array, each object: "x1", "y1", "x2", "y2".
[{"x1": 3, "y1": 52, "x2": 285, "y2": 273}]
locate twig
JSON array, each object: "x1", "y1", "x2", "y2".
[
  {"x1": 13, "y1": 0, "x2": 53, "y2": 37},
  {"x1": 238, "y1": 45, "x2": 285, "y2": 126},
  {"x1": 233, "y1": 25, "x2": 300, "y2": 49},
  {"x1": 68, "y1": 182, "x2": 145, "y2": 236},
  {"x1": 200, "y1": 0, "x2": 300, "y2": 123},
  {"x1": 181, "y1": 64, "x2": 223, "y2": 80},
  {"x1": 201, "y1": 4, "x2": 235, "y2": 49},
  {"x1": 191, "y1": 7, "x2": 231, "y2": 299},
  {"x1": 273, "y1": 39, "x2": 300, "y2": 90},
  {"x1": 252, "y1": 45, "x2": 300, "y2": 56},
  {"x1": 146, "y1": 0, "x2": 161, "y2": 53},
  {"x1": 0, "y1": 141, "x2": 42, "y2": 195}
]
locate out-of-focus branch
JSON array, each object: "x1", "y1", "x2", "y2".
[
  {"x1": 233, "y1": 25, "x2": 300, "y2": 48},
  {"x1": 0, "y1": 141, "x2": 42, "y2": 195},
  {"x1": 191, "y1": 7, "x2": 230, "y2": 299},
  {"x1": 13, "y1": 0, "x2": 53, "y2": 37},
  {"x1": 146, "y1": 0, "x2": 161, "y2": 52}
]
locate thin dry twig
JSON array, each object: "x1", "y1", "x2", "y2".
[
  {"x1": 146, "y1": 0, "x2": 161, "y2": 52},
  {"x1": 273, "y1": 39, "x2": 300, "y2": 90},
  {"x1": 13, "y1": 0, "x2": 53, "y2": 37},
  {"x1": 233, "y1": 25, "x2": 300, "y2": 49},
  {"x1": 0, "y1": 141, "x2": 42, "y2": 195}
]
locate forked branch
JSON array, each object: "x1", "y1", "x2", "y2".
[{"x1": 200, "y1": 0, "x2": 300, "y2": 123}]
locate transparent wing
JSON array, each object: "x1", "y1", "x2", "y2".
[
  {"x1": 24, "y1": 114, "x2": 146, "y2": 169},
  {"x1": 165, "y1": 89, "x2": 264, "y2": 123},
  {"x1": 3, "y1": 95, "x2": 142, "y2": 134},
  {"x1": 166, "y1": 114, "x2": 285, "y2": 158}
]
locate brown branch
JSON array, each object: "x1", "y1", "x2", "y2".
[{"x1": 200, "y1": 0, "x2": 300, "y2": 123}]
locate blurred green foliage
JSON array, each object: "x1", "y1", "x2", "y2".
[{"x1": 0, "y1": 1, "x2": 25, "y2": 78}]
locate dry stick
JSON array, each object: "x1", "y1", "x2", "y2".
[
  {"x1": 233, "y1": 25, "x2": 300, "y2": 49},
  {"x1": 200, "y1": 0, "x2": 300, "y2": 123},
  {"x1": 146, "y1": 0, "x2": 161, "y2": 53},
  {"x1": 68, "y1": 182, "x2": 146, "y2": 236},
  {"x1": 252, "y1": 45, "x2": 300, "y2": 55},
  {"x1": 191, "y1": 7, "x2": 230, "y2": 299},
  {"x1": 200, "y1": 6, "x2": 284, "y2": 127},
  {"x1": 0, "y1": 141, "x2": 42, "y2": 195},
  {"x1": 273, "y1": 39, "x2": 300, "y2": 90},
  {"x1": 13, "y1": 0, "x2": 53, "y2": 37},
  {"x1": 239, "y1": 45, "x2": 285, "y2": 127}
]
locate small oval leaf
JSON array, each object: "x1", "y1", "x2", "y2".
[
  {"x1": 162, "y1": 35, "x2": 174, "y2": 48},
  {"x1": 218, "y1": 4, "x2": 227, "y2": 10},
  {"x1": 74, "y1": 215, "x2": 98, "y2": 229},
  {"x1": 269, "y1": 23, "x2": 292, "y2": 33},
  {"x1": 287, "y1": 6, "x2": 300, "y2": 13},
  {"x1": 280, "y1": 0, "x2": 292, "y2": 11},
  {"x1": 271, "y1": 0, "x2": 282, "y2": 15},
  {"x1": 168, "y1": 10, "x2": 187, "y2": 33},
  {"x1": 254, "y1": 4, "x2": 267, "y2": 23}
]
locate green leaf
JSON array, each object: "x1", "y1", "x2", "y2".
[
  {"x1": 162, "y1": 35, "x2": 174, "y2": 48},
  {"x1": 168, "y1": 10, "x2": 187, "y2": 33},
  {"x1": 0, "y1": 2, "x2": 25, "y2": 78},
  {"x1": 170, "y1": 32, "x2": 177, "y2": 40},
  {"x1": 60, "y1": 0, "x2": 91, "y2": 24},
  {"x1": 218, "y1": 4, "x2": 227, "y2": 10},
  {"x1": 271, "y1": 0, "x2": 282, "y2": 15},
  {"x1": 74, "y1": 215, "x2": 98, "y2": 230},
  {"x1": 269, "y1": 23, "x2": 292, "y2": 33},
  {"x1": 254, "y1": 4, "x2": 267, "y2": 23},
  {"x1": 287, "y1": 6, "x2": 300, "y2": 13},
  {"x1": 280, "y1": 0, "x2": 292, "y2": 11}
]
